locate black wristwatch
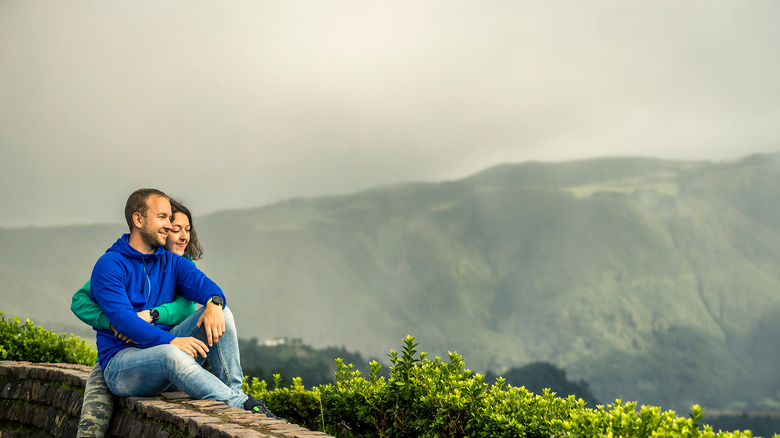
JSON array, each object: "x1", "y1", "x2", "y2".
[
  {"x1": 150, "y1": 308, "x2": 160, "y2": 324},
  {"x1": 208, "y1": 295, "x2": 224, "y2": 308}
]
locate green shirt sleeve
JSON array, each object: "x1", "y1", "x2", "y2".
[
  {"x1": 70, "y1": 280, "x2": 112, "y2": 331},
  {"x1": 72, "y1": 257, "x2": 198, "y2": 330},
  {"x1": 154, "y1": 295, "x2": 197, "y2": 326}
]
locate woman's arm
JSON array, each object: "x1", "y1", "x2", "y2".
[
  {"x1": 70, "y1": 281, "x2": 112, "y2": 331},
  {"x1": 75, "y1": 279, "x2": 195, "y2": 331},
  {"x1": 155, "y1": 295, "x2": 197, "y2": 326},
  {"x1": 76, "y1": 258, "x2": 196, "y2": 331}
]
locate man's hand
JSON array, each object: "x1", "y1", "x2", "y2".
[
  {"x1": 197, "y1": 301, "x2": 225, "y2": 347},
  {"x1": 109, "y1": 324, "x2": 137, "y2": 344},
  {"x1": 170, "y1": 337, "x2": 209, "y2": 359},
  {"x1": 137, "y1": 310, "x2": 153, "y2": 323}
]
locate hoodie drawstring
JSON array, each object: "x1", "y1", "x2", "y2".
[{"x1": 141, "y1": 257, "x2": 151, "y2": 301}]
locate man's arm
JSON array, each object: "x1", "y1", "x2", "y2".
[
  {"x1": 91, "y1": 257, "x2": 175, "y2": 348},
  {"x1": 173, "y1": 257, "x2": 226, "y2": 346}
]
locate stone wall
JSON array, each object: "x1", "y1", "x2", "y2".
[{"x1": 0, "y1": 361, "x2": 333, "y2": 438}]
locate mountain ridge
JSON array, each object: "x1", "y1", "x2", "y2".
[{"x1": 3, "y1": 152, "x2": 780, "y2": 413}]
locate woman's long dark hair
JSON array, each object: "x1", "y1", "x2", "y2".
[{"x1": 170, "y1": 198, "x2": 204, "y2": 261}]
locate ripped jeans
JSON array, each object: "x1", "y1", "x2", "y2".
[{"x1": 102, "y1": 306, "x2": 248, "y2": 408}]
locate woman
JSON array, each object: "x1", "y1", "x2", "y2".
[{"x1": 71, "y1": 199, "x2": 203, "y2": 437}]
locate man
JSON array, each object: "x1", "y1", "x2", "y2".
[{"x1": 90, "y1": 188, "x2": 281, "y2": 419}]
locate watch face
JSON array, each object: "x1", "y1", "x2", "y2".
[{"x1": 212, "y1": 296, "x2": 224, "y2": 306}]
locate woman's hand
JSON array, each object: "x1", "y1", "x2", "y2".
[
  {"x1": 197, "y1": 302, "x2": 225, "y2": 347},
  {"x1": 137, "y1": 309, "x2": 153, "y2": 323},
  {"x1": 109, "y1": 324, "x2": 136, "y2": 344}
]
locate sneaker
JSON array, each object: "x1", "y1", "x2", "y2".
[{"x1": 244, "y1": 395, "x2": 287, "y2": 422}]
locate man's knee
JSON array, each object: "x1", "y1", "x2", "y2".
[{"x1": 158, "y1": 345, "x2": 198, "y2": 370}]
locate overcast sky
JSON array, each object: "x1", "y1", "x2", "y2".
[{"x1": 1, "y1": 1, "x2": 779, "y2": 228}]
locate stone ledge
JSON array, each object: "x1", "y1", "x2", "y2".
[{"x1": 0, "y1": 361, "x2": 333, "y2": 438}]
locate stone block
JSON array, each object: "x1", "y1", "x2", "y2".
[
  {"x1": 16, "y1": 363, "x2": 31, "y2": 380},
  {"x1": 153, "y1": 407, "x2": 191, "y2": 432},
  {"x1": 126, "y1": 395, "x2": 156, "y2": 412},
  {"x1": 187, "y1": 414, "x2": 222, "y2": 436},
  {"x1": 1, "y1": 381, "x2": 21, "y2": 400},
  {"x1": 154, "y1": 429, "x2": 172, "y2": 438},
  {"x1": 46, "y1": 409, "x2": 62, "y2": 434},
  {"x1": 199, "y1": 405, "x2": 238, "y2": 416},
  {"x1": 59, "y1": 388, "x2": 72, "y2": 413},
  {"x1": 268, "y1": 423, "x2": 309, "y2": 434},
  {"x1": 159, "y1": 391, "x2": 190, "y2": 400},
  {"x1": 200, "y1": 422, "x2": 257, "y2": 438},
  {"x1": 39, "y1": 383, "x2": 54, "y2": 406},
  {"x1": 19, "y1": 402, "x2": 33, "y2": 424},
  {"x1": 132, "y1": 398, "x2": 165, "y2": 416},
  {"x1": 139, "y1": 421, "x2": 162, "y2": 438},
  {"x1": 108, "y1": 410, "x2": 133, "y2": 437},
  {"x1": 7, "y1": 401, "x2": 21, "y2": 422},
  {"x1": 129, "y1": 415, "x2": 146, "y2": 437},
  {"x1": 27, "y1": 365, "x2": 47, "y2": 381},
  {"x1": 228, "y1": 430, "x2": 276, "y2": 438},
  {"x1": 59, "y1": 370, "x2": 88, "y2": 388},
  {"x1": 31, "y1": 405, "x2": 48, "y2": 429},
  {"x1": 9, "y1": 428, "x2": 31, "y2": 438},
  {"x1": 20, "y1": 381, "x2": 34, "y2": 402},
  {"x1": 187, "y1": 399, "x2": 225, "y2": 409},
  {"x1": 67, "y1": 389, "x2": 83, "y2": 417},
  {"x1": 29, "y1": 382, "x2": 43, "y2": 404}
]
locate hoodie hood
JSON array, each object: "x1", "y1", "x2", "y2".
[{"x1": 107, "y1": 234, "x2": 166, "y2": 260}]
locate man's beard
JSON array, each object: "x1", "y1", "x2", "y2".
[{"x1": 141, "y1": 226, "x2": 165, "y2": 249}]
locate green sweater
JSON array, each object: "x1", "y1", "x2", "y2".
[{"x1": 70, "y1": 258, "x2": 197, "y2": 330}]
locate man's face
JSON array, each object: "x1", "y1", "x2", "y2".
[{"x1": 139, "y1": 195, "x2": 173, "y2": 250}]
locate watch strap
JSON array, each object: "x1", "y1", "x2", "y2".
[{"x1": 206, "y1": 296, "x2": 224, "y2": 308}]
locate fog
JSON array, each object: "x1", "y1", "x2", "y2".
[{"x1": 1, "y1": 1, "x2": 778, "y2": 227}]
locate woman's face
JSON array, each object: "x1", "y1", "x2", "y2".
[{"x1": 165, "y1": 212, "x2": 191, "y2": 256}]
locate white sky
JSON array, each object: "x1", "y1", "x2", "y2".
[{"x1": 1, "y1": 1, "x2": 779, "y2": 227}]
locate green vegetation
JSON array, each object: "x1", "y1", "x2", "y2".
[
  {"x1": 246, "y1": 336, "x2": 772, "y2": 437},
  {"x1": 0, "y1": 311, "x2": 96, "y2": 365},
  {"x1": 2, "y1": 313, "x2": 776, "y2": 437}
]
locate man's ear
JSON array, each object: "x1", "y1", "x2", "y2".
[{"x1": 132, "y1": 211, "x2": 145, "y2": 229}]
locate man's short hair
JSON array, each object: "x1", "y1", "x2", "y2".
[{"x1": 125, "y1": 188, "x2": 169, "y2": 231}]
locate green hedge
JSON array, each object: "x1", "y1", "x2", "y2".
[
  {"x1": 245, "y1": 335, "x2": 776, "y2": 438},
  {"x1": 2, "y1": 313, "x2": 773, "y2": 438},
  {"x1": 0, "y1": 311, "x2": 96, "y2": 366}
]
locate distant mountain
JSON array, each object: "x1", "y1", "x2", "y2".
[{"x1": 3, "y1": 153, "x2": 780, "y2": 413}]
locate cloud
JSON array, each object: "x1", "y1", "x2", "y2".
[{"x1": 1, "y1": 1, "x2": 779, "y2": 227}]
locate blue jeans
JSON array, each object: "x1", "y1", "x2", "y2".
[{"x1": 103, "y1": 306, "x2": 248, "y2": 408}]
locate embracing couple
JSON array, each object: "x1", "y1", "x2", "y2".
[{"x1": 70, "y1": 188, "x2": 284, "y2": 437}]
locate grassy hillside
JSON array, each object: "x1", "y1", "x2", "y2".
[{"x1": 3, "y1": 153, "x2": 780, "y2": 414}]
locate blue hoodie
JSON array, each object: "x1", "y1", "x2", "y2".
[{"x1": 90, "y1": 234, "x2": 225, "y2": 369}]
